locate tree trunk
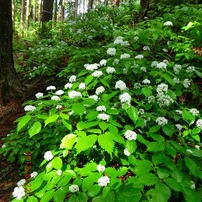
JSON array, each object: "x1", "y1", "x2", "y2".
[
  {"x1": 26, "y1": 0, "x2": 30, "y2": 31},
  {"x1": 88, "y1": 0, "x2": 94, "y2": 10},
  {"x1": 60, "y1": 0, "x2": 65, "y2": 22},
  {"x1": 12, "y1": 0, "x2": 15, "y2": 30},
  {"x1": 74, "y1": 0, "x2": 78, "y2": 20},
  {"x1": 0, "y1": 0, "x2": 22, "y2": 103},
  {"x1": 20, "y1": 0, "x2": 25, "y2": 35},
  {"x1": 54, "y1": 0, "x2": 58, "y2": 25},
  {"x1": 139, "y1": 0, "x2": 149, "y2": 21},
  {"x1": 38, "y1": 0, "x2": 42, "y2": 22}
]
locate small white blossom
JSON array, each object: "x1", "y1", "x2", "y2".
[
  {"x1": 148, "y1": 95, "x2": 155, "y2": 103},
  {"x1": 156, "y1": 62, "x2": 167, "y2": 70},
  {"x1": 157, "y1": 83, "x2": 168, "y2": 94},
  {"x1": 162, "y1": 48, "x2": 168, "y2": 52},
  {"x1": 164, "y1": 21, "x2": 173, "y2": 26},
  {"x1": 56, "y1": 105, "x2": 63, "y2": 109},
  {"x1": 115, "y1": 80, "x2": 127, "y2": 90},
  {"x1": 123, "y1": 68, "x2": 128, "y2": 74},
  {"x1": 55, "y1": 90, "x2": 64, "y2": 96},
  {"x1": 173, "y1": 64, "x2": 182, "y2": 75},
  {"x1": 12, "y1": 186, "x2": 25, "y2": 200},
  {"x1": 86, "y1": 64, "x2": 99, "y2": 71},
  {"x1": 186, "y1": 149, "x2": 193, "y2": 154},
  {"x1": 100, "y1": 59, "x2": 107, "y2": 66},
  {"x1": 68, "y1": 110, "x2": 74, "y2": 116},
  {"x1": 57, "y1": 170, "x2": 62, "y2": 176},
  {"x1": 157, "y1": 93, "x2": 173, "y2": 107},
  {"x1": 35, "y1": 92, "x2": 44, "y2": 99},
  {"x1": 44, "y1": 151, "x2": 53, "y2": 161},
  {"x1": 119, "y1": 93, "x2": 131, "y2": 104},
  {"x1": 79, "y1": 83, "x2": 86, "y2": 90},
  {"x1": 64, "y1": 83, "x2": 72, "y2": 89},
  {"x1": 1, "y1": 144, "x2": 6, "y2": 148},
  {"x1": 51, "y1": 95, "x2": 61, "y2": 101},
  {"x1": 96, "y1": 106, "x2": 106, "y2": 111},
  {"x1": 69, "y1": 75, "x2": 76, "y2": 83},
  {"x1": 124, "y1": 130, "x2": 137, "y2": 140},
  {"x1": 151, "y1": 61, "x2": 158, "y2": 68},
  {"x1": 196, "y1": 119, "x2": 202, "y2": 129},
  {"x1": 143, "y1": 46, "x2": 150, "y2": 51},
  {"x1": 142, "y1": 79, "x2": 151, "y2": 84},
  {"x1": 120, "y1": 53, "x2": 130, "y2": 59},
  {"x1": 107, "y1": 48, "x2": 116, "y2": 56},
  {"x1": 173, "y1": 77, "x2": 180, "y2": 83},
  {"x1": 134, "y1": 36, "x2": 139, "y2": 41},
  {"x1": 17, "y1": 179, "x2": 26, "y2": 187},
  {"x1": 175, "y1": 110, "x2": 182, "y2": 115},
  {"x1": 68, "y1": 91, "x2": 82, "y2": 99},
  {"x1": 98, "y1": 176, "x2": 110, "y2": 187},
  {"x1": 89, "y1": 95, "x2": 99, "y2": 102},
  {"x1": 46, "y1": 85, "x2": 56, "y2": 91},
  {"x1": 97, "y1": 164, "x2": 106, "y2": 172},
  {"x1": 134, "y1": 83, "x2": 141, "y2": 89},
  {"x1": 113, "y1": 59, "x2": 119, "y2": 65},
  {"x1": 190, "y1": 181, "x2": 195, "y2": 190},
  {"x1": 156, "y1": 117, "x2": 168, "y2": 126},
  {"x1": 135, "y1": 54, "x2": 144, "y2": 59},
  {"x1": 97, "y1": 113, "x2": 110, "y2": 122},
  {"x1": 163, "y1": 59, "x2": 169, "y2": 64},
  {"x1": 24, "y1": 105, "x2": 36, "y2": 112},
  {"x1": 96, "y1": 86, "x2": 105, "y2": 95},
  {"x1": 106, "y1": 67, "x2": 116, "y2": 74},
  {"x1": 92, "y1": 70, "x2": 103, "y2": 77},
  {"x1": 176, "y1": 124, "x2": 183, "y2": 131},
  {"x1": 140, "y1": 67, "x2": 147, "y2": 72},
  {"x1": 124, "y1": 148, "x2": 131, "y2": 156},
  {"x1": 189, "y1": 108, "x2": 199, "y2": 116},
  {"x1": 114, "y1": 36, "x2": 124, "y2": 45},
  {"x1": 69, "y1": 184, "x2": 79, "y2": 193},
  {"x1": 195, "y1": 145, "x2": 200, "y2": 150},
  {"x1": 30, "y1": 171, "x2": 38, "y2": 178},
  {"x1": 183, "y1": 79, "x2": 191, "y2": 88},
  {"x1": 186, "y1": 66, "x2": 195, "y2": 73},
  {"x1": 138, "y1": 108, "x2": 145, "y2": 115}
]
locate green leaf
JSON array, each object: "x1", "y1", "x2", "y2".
[
  {"x1": 127, "y1": 106, "x2": 138, "y2": 123},
  {"x1": 72, "y1": 103, "x2": 85, "y2": 116},
  {"x1": 60, "y1": 134, "x2": 77, "y2": 149},
  {"x1": 62, "y1": 119, "x2": 72, "y2": 131},
  {"x1": 87, "y1": 129, "x2": 102, "y2": 134},
  {"x1": 27, "y1": 196, "x2": 38, "y2": 202},
  {"x1": 126, "y1": 140, "x2": 137, "y2": 154},
  {"x1": 88, "y1": 184, "x2": 101, "y2": 197},
  {"x1": 77, "y1": 121, "x2": 98, "y2": 130},
  {"x1": 149, "y1": 125, "x2": 161, "y2": 133},
  {"x1": 147, "y1": 142, "x2": 165, "y2": 152},
  {"x1": 141, "y1": 87, "x2": 152, "y2": 97},
  {"x1": 17, "y1": 114, "x2": 31, "y2": 132},
  {"x1": 82, "y1": 98, "x2": 96, "y2": 107},
  {"x1": 85, "y1": 75, "x2": 94, "y2": 85},
  {"x1": 182, "y1": 110, "x2": 195, "y2": 123},
  {"x1": 101, "y1": 78, "x2": 110, "y2": 88},
  {"x1": 163, "y1": 73, "x2": 175, "y2": 86},
  {"x1": 29, "y1": 179, "x2": 43, "y2": 191},
  {"x1": 162, "y1": 125, "x2": 175, "y2": 137},
  {"x1": 137, "y1": 173, "x2": 159, "y2": 186},
  {"x1": 52, "y1": 157, "x2": 62, "y2": 170},
  {"x1": 59, "y1": 112, "x2": 69, "y2": 120},
  {"x1": 157, "y1": 168, "x2": 169, "y2": 179},
  {"x1": 28, "y1": 121, "x2": 42, "y2": 137},
  {"x1": 75, "y1": 135, "x2": 97, "y2": 154},
  {"x1": 117, "y1": 186, "x2": 142, "y2": 202},
  {"x1": 183, "y1": 187, "x2": 201, "y2": 202},
  {"x1": 82, "y1": 174, "x2": 100, "y2": 191},
  {"x1": 45, "y1": 114, "x2": 59, "y2": 126},
  {"x1": 98, "y1": 133, "x2": 114, "y2": 155},
  {"x1": 99, "y1": 122, "x2": 109, "y2": 131},
  {"x1": 68, "y1": 194, "x2": 79, "y2": 202},
  {"x1": 185, "y1": 157, "x2": 202, "y2": 178},
  {"x1": 77, "y1": 192, "x2": 88, "y2": 202},
  {"x1": 102, "y1": 91, "x2": 119, "y2": 102},
  {"x1": 54, "y1": 189, "x2": 66, "y2": 202},
  {"x1": 135, "y1": 160, "x2": 153, "y2": 176},
  {"x1": 164, "y1": 177, "x2": 182, "y2": 192}
]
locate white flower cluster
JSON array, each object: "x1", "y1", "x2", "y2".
[
  {"x1": 183, "y1": 79, "x2": 191, "y2": 88},
  {"x1": 134, "y1": 83, "x2": 141, "y2": 89},
  {"x1": 173, "y1": 77, "x2": 180, "y2": 83},
  {"x1": 55, "y1": 90, "x2": 64, "y2": 96},
  {"x1": 119, "y1": 92, "x2": 131, "y2": 105},
  {"x1": 64, "y1": 82, "x2": 72, "y2": 89},
  {"x1": 69, "y1": 184, "x2": 79, "y2": 192},
  {"x1": 89, "y1": 95, "x2": 99, "y2": 102},
  {"x1": 173, "y1": 64, "x2": 182, "y2": 75},
  {"x1": 164, "y1": 21, "x2": 173, "y2": 26},
  {"x1": 17, "y1": 179, "x2": 26, "y2": 187},
  {"x1": 106, "y1": 67, "x2": 116, "y2": 74},
  {"x1": 156, "y1": 62, "x2": 167, "y2": 70},
  {"x1": 115, "y1": 80, "x2": 127, "y2": 90},
  {"x1": 35, "y1": 92, "x2": 43, "y2": 99},
  {"x1": 79, "y1": 82, "x2": 86, "y2": 90},
  {"x1": 100, "y1": 59, "x2": 107, "y2": 66},
  {"x1": 124, "y1": 130, "x2": 137, "y2": 140},
  {"x1": 92, "y1": 70, "x2": 103, "y2": 77},
  {"x1": 97, "y1": 164, "x2": 106, "y2": 172},
  {"x1": 98, "y1": 176, "x2": 110, "y2": 187},
  {"x1": 12, "y1": 186, "x2": 25, "y2": 200},
  {"x1": 143, "y1": 46, "x2": 150, "y2": 51},
  {"x1": 107, "y1": 48, "x2": 116, "y2": 56},
  {"x1": 85, "y1": 64, "x2": 99, "y2": 71},
  {"x1": 44, "y1": 151, "x2": 53, "y2": 161},
  {"x1": 196, "y1": 119, "x2": 202, "y2": 129},
  {"x1": 114, "y1": 36, "x2": 129, "y2": 46},
  {"x1": 156, "y1": 83, "x2": 168, "y2": 94},
  {"x1": 142, "y1": 79, "x2": 151, "y2": 84},
  {"x1": 24, "y1": 105, "x2": 36, "y2": 112},
  {"x1": 57, "y1": 170, "x2": 62, "y2": 176},
  {"x1": 124, "y1": 148, "x2": 130, "y2": 156},
  {"x1": 157, "y1": 93, "x2": 173, "y2": 107},
  {"x1": 176, "y1": 124, "x2": 183, "y2": 131},
  {"x1": 135, "y1": 54, "x2": 144, "y2": 59},
  {"x1": 68, "y1": 91, "x2": 82, "y2": 99},
  {"x1": 189, "y1": 108, "x2": 199, "y2": 116},
  {"x1": 96, "y1": 86, "x2": 105, "y2": 95},
  {"x1": 97, "y1": 113, "x2": 110, "y2": 122},
  {"x1": 156, "y1": 117, "x2": 168, "y2": 126},
  {"x1": 96, "y1": 106, "x2": 106, "y2": 111},
  {"x1": 46, "y1": 85, "x2": 56, "y2": 91},
  {"x1": 30, "y1": 171, "x2": 38, "y2": 178},
  {"x1": 120, "y1": 53, "x2": 130, "y2": 59},
  {"x1": 69, "y1": 75, "x2": 76, "y2": 83},
  {"x1": 51, "y1": 95, "x2": 60, "y2": 101},
  {"x1": 186, "y1": 66, "x2": 195, "y2": 73}
]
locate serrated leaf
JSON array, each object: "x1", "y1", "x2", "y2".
[
  {"x1": 85, "y1": 75, "x2": 94, "y2": 85},
  {"x1": 29, "y1": 179, "x2": 43, "y2": 191},
  {"x1": 164, "y1": 177, "x2": 182, "y2": 192},
  {"x1": 135, "y1": 160, "x2": 153, "y2": 176},
  {"x1": 117, "y1": 186, "x2": 142, "y2": 202},
  {"x1": 98, "y1": 133, "x2": 114, "y2": 155},
  {"x1": 75, "y1": 135, "x2": 97, "y2": 154},
  {"x1": 137, "y1": 173, "x2": 159, "y2": 186},
  {"x1": 54, "y1": 189, "x2": 66, "y2": 202},
  {"x1": 72, "y1": 103, "x2": 85, "y2": 115},
  {"x1": 162, "y1": 125, "x2": 175, "y2": 137},
  {"x1": 149, "y1": 125, "x2": 161, "y2": 133},
  {"x1": 17, "y1": 114, "x2": 31, "y2": 132},
  {"x1": 59, "y1": 112, "x2": 69, "y2": 120},
  {"x1": 52, "y1": 157, "x2": 62, "y2": 170},
  {"x1": 163, "y1": 73, "x2": 175, "y2": 86},
  {"x1": 27, "y1": 196, "x2": 38, "y2": 202},
  {"x1": 77, "y1": 192, "x2": 88, "y2": 202},
  {"x1": 68, "y1": 195, "x2": 79, "y2": 202},
  {"x1": 60, "y1": 134, "x2": 77, "y2": 149},
  {"x1": 102, "y1": 91, "x2": 119, "y2": 102},
  {"x1": 141, "y1": 87, "x2": 152, "y2": 97},
  {"x1": 127, "y1": 106, "x2": 138, "y2": 123},
  {"x1": 62, "y1": 119, "x2": 72, "y2": 131},
  {"x1": 182, "y1": 110, "x2": 195, "y2": 123},
  {"x1": 126, "y1": 140, "x2": 137, "y2": 153},
  {"x1": 45, "y1": 114, "x2": 59, "y2": 126},
  {"x1": 82, "y1": 98, "x2": 96, "y2": 107},
  {"x1": 183, "y1": 187, "x2": 201, "y2": 202},
  {"x1": 147, "y1": 142, "x2": 165, "y2": 152},
  {"x1": 157, "y1": 168, "x2": 169, "y2": 179},
  {"x1": 82, "y1": 174, "x2": 100, "y2": 191},
  {"x1": 88, "y1": 184, "x2": 101, "y2": 197},
  {"x1": 185, "y1": 157, "x2": 202, "y2": 178},
  {"x1": 28, "y1": 121, "x2": 41, "y2": 137},
  {"x1": 99, "y1": 122, "x2": 109, "y2": 131},
  {"x1": 77, "y1": 121, "x2": 98, "y2": 130}
]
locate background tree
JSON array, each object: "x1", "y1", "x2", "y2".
[{"x1": 0, "y1": 0, "x2": 22, "y2": 103}]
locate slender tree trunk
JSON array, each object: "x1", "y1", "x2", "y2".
[
  {"x1": 38, "y1": 0, "x2": 42, "y2": 22},
  {"x1": 88, "y1": 0, "x2": 94, "y2": 10},
  {"x1": 60, "y1": 0, "x2": 65, "y2": 22},
  {"x1": 0, "y1": 0, "x2": 22, "y2": 103},
  {"x1": 74, "y1": 0, "x2": 78, "y2": 20},
  {"x1": 54, "y1": 0, "x2": 58, "y2": 25},
  {"x1": 139, "y1": 0, "x2": 149, "y2": 21},
  {"x1": 26, "y1": 0, "x2": 30, "y2": 31},
  {"x1": 12, "y1": 0, "x2": 15, "y2": 31},
  {"x1": 115, "y1": 0, "x2": 120, "y2": 7},
  {"x1": 20, "y1": 0, "x2": 25, "y2": 35}
]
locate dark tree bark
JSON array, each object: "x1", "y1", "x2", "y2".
[
  {"x1": 42, "y1": 0, "x2": 54, "y2": 34},
  {"x1": 0, "y1": 0, "x2": 22, "y2": 103},
  {"x1": 139, "y1": 0, "x2": 150, "y2": 21}
]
